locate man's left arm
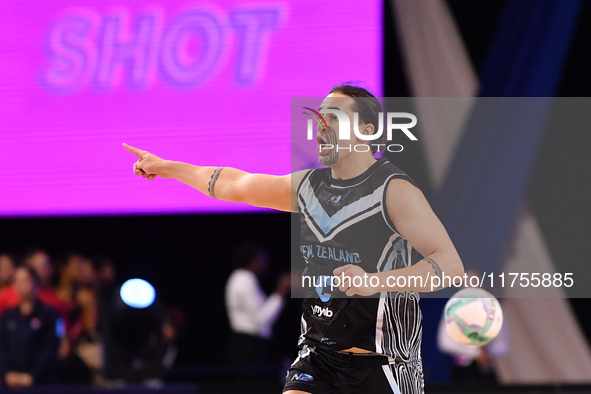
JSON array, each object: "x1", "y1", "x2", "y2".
[{"x1": 335, "y1": 178, "x2": 464, "y2": 295}]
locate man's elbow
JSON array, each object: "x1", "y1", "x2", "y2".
[{"x1": 446, "y1": 258, "x2": 465, "y2": 280}]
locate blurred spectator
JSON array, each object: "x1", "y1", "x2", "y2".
[
  {"x1": 0, "y1": 254, "x2": 15, "y2": 292},
  {"x1": 0, "y1": 266, "x2": 62, "y2": 387},
  {"x1": 0, "y1": 249, "x2": 67, "y2": 322},
  {"x1": 56, "y1": 254, "x2": 101, "y2": 384},
  {"x1": 437, "y1": 270, "x2": 510, "y2": 386},
  {"x1": 161, "y1": 307, "x2": 186, "y2": 371},
  {"x1": 26, "y1": 250, "x2": 68, "y2": 319},
  {"x1": 225, "y1": 242, "x2": 291, "y2": 365},
  {"x1": 96, "y1": 257, "x2": 117, "y2": 301},
  {"x1": 56, "y1": 254, "x2": 99, "y2": 345},
  {"x1": 95, "y1": 257, "x2": 118, "y2": 332}
]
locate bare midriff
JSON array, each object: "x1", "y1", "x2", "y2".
[{"x1": 339, "y1": 347, "x2": 375, "y2": 354}]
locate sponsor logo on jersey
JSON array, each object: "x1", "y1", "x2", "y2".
[
  {"x1": 292, "y1": 373, "x2": 314, "y2": 382},
  {"x1": 311, "y1": 304, "x2": 333, "y2": 318},
  {"x1": 328, "y1": 195, "x2": 342, "y2": 203}
]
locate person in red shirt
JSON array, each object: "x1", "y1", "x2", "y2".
[
  {"x1": 0, "y1": 250, "x2": 68, "y2": 323},
  {"x1": 0, "y1": 266, "x2": 62, "y2": 387}
]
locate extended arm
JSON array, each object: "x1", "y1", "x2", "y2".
[{"x1": 123, "y1": 144, "x2": 308, "y2": 212}]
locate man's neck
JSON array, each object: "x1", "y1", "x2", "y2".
[{"x1": 330, "y1": 154, "x2": 377, "y2": 180}]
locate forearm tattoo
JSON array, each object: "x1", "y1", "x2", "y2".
[
  {"x1": 425, "y1": 257, "x2": 443, "y2": 289},
  {"x1": 208, "y1": 167, "x2": 225, "y2": 199}
]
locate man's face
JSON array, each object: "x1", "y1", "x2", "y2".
[
  {"x1": 316, "y1": 93, "x2": 370, "y2": 166},
  {"x1": 14, "y1": 268, "x2": 37, "y2": 300}
]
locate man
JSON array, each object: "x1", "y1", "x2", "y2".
[
  {"x1": 0, "y1": 266, "x2": 62, "y2": 387},
  {"x1": 123, "y1": 84, "x2": 464, "y2": 394},
  {"x1": 225, "y1": 242, "x2": 291, "y2": 364}
]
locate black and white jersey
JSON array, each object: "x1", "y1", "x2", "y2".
[{"x1": 297, "y1": 158, "x2": 423, "y2": 366}]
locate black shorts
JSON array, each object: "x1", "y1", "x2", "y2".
[{"x1": 283, "y1": 345, "x2": 424, "y2": 394}]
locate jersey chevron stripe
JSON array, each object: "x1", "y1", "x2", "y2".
[
  {"x1": 300, "y1": 201, "x2": 382, "y2": 243},
  {"x1": 298, "y1": 176, "x2": 385, "y2": 236}
]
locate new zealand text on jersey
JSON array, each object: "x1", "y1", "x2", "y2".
[{"x1": 300, "y1": 245, "x2": 362, "y2": 264}]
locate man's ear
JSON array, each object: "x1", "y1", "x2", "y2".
[{"x1": 362, "y1": 123, "x2": 374, "y2": 136}]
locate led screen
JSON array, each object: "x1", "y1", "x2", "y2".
[{"x1": 0, "y1": 0, "x2": 382, "y2": 216}]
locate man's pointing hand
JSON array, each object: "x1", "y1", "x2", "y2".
[{"x1": 123, "y1": 143, "x2": 167, "y2": 180}]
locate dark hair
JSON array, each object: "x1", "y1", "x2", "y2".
[
  {"x1": 232, "y1": 242, "x2": 266, "y2": 269},
  {"x1": 329, "y1": 82, "x2": 384, "y2": 154}
]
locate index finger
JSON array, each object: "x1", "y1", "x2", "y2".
[{"x1": 122, "y1": 143, "x2": 144, "y2": 159}]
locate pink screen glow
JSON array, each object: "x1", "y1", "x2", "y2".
[{"x1": 0, "y1": 0, "x2": 382, "y2": 216}]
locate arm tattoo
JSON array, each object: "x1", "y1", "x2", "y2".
[
  {"x1": 208, "y1": 167, "x2": 225, "y2": 199},
  {"x1": 425, "y1": 257, "x2": 443, "y2": 289}
]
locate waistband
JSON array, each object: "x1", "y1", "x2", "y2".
[{"x1": 311, "y1": 346, "x2": 390, "y2": 366}]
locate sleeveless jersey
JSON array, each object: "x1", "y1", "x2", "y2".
[{"x1": 297, "y1": 158, "x2": 423, "y2": 366}]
